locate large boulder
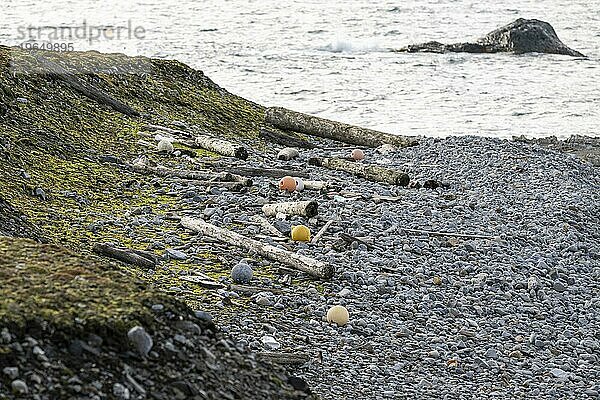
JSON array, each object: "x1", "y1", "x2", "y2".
[{"x1": 397, "y1": 18, "x2": 585, "y2": 57}]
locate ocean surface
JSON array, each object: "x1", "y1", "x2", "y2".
[{"x1": 2, "y1": 0, "x2": 599, "y2": 138}]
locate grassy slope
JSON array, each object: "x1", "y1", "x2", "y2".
[{"x1": 0, "y1": 46, "x2": 265, "y2": 341}]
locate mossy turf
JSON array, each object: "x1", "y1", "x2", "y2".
[
  {"x1": 0, "y1": 45, "x2": 268, "y2": 331},
  {"x1": 0, "y1": 237, "x2": 180, "y2": 338},
  {"x1": 0, "y1": 45, "x2": 264, "y2": 245}
]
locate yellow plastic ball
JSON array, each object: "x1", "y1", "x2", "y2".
[
  {"x1": 291, "y1": 225, "x2": 311, "y2": 242},
  {"x1": 327, "y1": 305, "x2": 349, "y2": 326}
]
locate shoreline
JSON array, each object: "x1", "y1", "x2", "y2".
[{"x1": 1, "y1": 47, "x2": 598, "y2": 399}]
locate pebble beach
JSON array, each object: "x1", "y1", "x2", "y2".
[{"x1": 0, "y1": 46, "x2": 599, "y2": 399}]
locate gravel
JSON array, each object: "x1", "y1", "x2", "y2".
[{"x1": 177, "y1": 135, "x2": 598, "y2": 399}]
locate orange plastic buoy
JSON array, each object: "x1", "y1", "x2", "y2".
[
  {"x1": 350, "y1": 149, "x2": 365, "y2": 161},
  {"x1": 278, "y1": 176, "x2": 297, "y2": 192}
]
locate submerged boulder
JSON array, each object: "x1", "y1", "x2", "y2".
[{"x1": 397, "y1": 18, "x2": 585, "y2": 57}]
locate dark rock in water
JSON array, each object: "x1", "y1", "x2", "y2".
[{"x1": 397, "y1": 18, "x2": 585, "y2": 57}]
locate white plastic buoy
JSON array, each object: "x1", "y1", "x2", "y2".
[{"x1": 326, "y1": 305, "x2": 349, "y2": 326}]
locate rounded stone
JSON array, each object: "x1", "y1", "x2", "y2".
[
  {"x1": 157, "y1": 139, "x2": 174, "y2": 153},
  {"x1": 327, "y1": 305, "x2": 350, "y2": 326},
  {"x1": 231, "y1": 262, "x2": 253, "y2": 283},
  {"x1": 294, "y1": 177, "x2": 305, "y2": 191}
]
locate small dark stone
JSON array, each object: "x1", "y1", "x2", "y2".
[{"x1": 287, "y1": 376, "x2": 311, "y2": 393}]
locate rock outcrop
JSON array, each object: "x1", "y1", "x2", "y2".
[{"x1": 396, "y1": 18, "x2": 585, "y2": 57}]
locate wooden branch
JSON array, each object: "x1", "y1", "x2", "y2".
[
  {"x1": 92, "y1": 243, "x2": 156, "y2": 268},
  {"x1": 224, "y1": 166, "x2": 310, "y2": 179},
  {"x1": 338, "y1": 233, "x2": 377, "y2": 251},
  {"x1": 262, "y1": 201, "x2": 318, "y2": 218},
  {"x1": 35, "y1": 54, "x2": 139, "y2": 117},
  {"x1": 311, "y1": 220, "x2": 334, "y2": 244},
  {"x1": 181, "y1": 217, "x2": 333, "y2": 279},
  {"x1": 195, "y1": 135, "x2": 248, "y2": 160},
  {"x1": 309, "y1": 157, "x2": 410, "y2": 186},
  {"x1": 143, "y1": 124, "x2": 191, "y2": 137},
  {"x1": 277, "y1": 147, "x2": 300, "y2": 161},
  {"x1": 259, "y1": 126, "x2": 316, "y2": 149},
  {"x1": 256, "y1": 352, "x2": 310, "y2": 365},
  {"x1": 229, "y1": 284, "x2": 283, "y2": 295},
  {"x1": 398, "y1": 227, "x2": 496, "y2": 240},
  {"x1": 265, "y1": 107, "x2": 417, "y2": 148}
]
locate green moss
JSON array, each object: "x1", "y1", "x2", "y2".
[
  {"x1": 0, "y1": 45, "x2": 276, "y2": 330},
  {"x1": 0, "y1": 237, "x2": 181, "y2": 336}
]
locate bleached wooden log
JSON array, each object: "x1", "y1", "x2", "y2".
[
  {"x1": 181, "y1": 217, "x2": 333, "y2": 279},
  {"x1": 195, "y1": 135, "x2": 248, "y2": 160},
  {"x1": 309, "y1": 157, "x2": 409, "y2": 186},
  {"x1": 303, "y1": 180, "x2": 329, "y2": 191},
  {"x1": 262, "y1": 201, "x2": 318, "y2": 218},
  {"x1": 277, "y1": 147, "x2": 300, "y2": 161},
  {"x1": 265, "y1": 107, "x2": 418, "y2": 148}
]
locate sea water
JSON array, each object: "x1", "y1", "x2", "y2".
[{"x1": 2, "y1": 0, "x2": 599, "y2": 138}]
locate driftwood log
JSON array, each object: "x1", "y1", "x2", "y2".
[
  {"x1": 92, "y1": 243, "x2": 156, "y2": 268},
  {"x1": 265, "y1": 107, "x2": 417, "y2": 148},
  {"x1": 262, "y1": 201, "x2": 318, "y2": 218},
  {"x1": 35, "y1": 55, "x2": 139, "y2": 117},
  {"x1": 256, "y1": 352, "x2": 310, "y2": 365},
  {"x1": 181, "y1": 217, "x2": 333, "y2": 279},
  {"x1": 130, "y1": 164, "x2": 252, "y2": 187},
  {"x1": 303, "y1": 180, "x2": 329, "y2": 191},
  {"x1": 225, "y1": 166, "x2": 310, "y2": 179},
  {"x1": 259, "y1": 126, "x2": 316, "y2": 149},
  {"x1": 309, "y1": 157, "x2": 409, "y2": 186},
  {"x1": 195, "y1": 135, "x2": 248, "y2": 160}
]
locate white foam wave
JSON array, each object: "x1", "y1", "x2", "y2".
[{"x1": 319, "y1": 37, "x2": 383, "y2": 53}]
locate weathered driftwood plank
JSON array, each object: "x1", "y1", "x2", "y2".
[
  {"x1": 225, "y1": 166, "x2": 310, "y2": 179},
  {"x1": 92, "y1": 243, "x2": 155, "y2": 268},
  {"x1": 265, "y1": 107, "x2": 417, "y2": 148},
  {"x1": 256, "y1": 352, "x2": 310, "y2": 365},
  {"x1": 262, "y1": 201, "x2": 318, "y2": 218},
  {"x1": 181, "y1": 217, "x2": 333, "y2": 279},
  {"x1": 308, "y1": 157, "x2": 409, "y2": 186},
  {"x1": 35, "y1": 55, "x2": 139, "y2": 117},
  {"x1": 259, "y1": 126, "x2": 316, "y2": 149},
  {"x1": 195, "y1": 135, "x2": 248, "y2": 160},
  {"x1": 303, "y1": 180, "x2": 329, "y2": 191}
]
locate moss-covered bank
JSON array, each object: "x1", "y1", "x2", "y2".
[{"x1": 0, "y1": 46, "x2": 311, "y2": 399}]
